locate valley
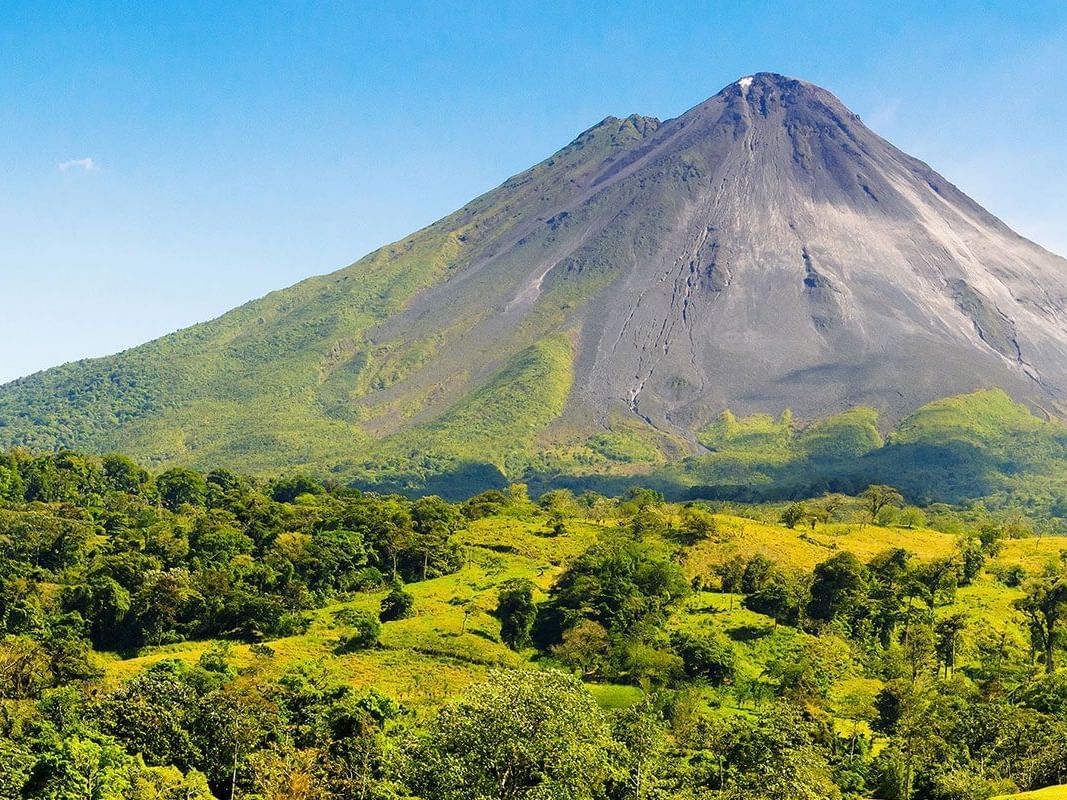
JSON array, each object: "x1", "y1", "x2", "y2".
[{"x1": 2, "y1": 449, "x2": 1067, "y2": 798}]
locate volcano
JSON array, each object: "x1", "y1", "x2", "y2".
[{"x1": 3, "y1": 73, "x2": 1067, "y2": 486}]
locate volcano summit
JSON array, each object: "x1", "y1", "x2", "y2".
[{"x1": 3, "y1": 73, "x2": 1066, "y2": 490}]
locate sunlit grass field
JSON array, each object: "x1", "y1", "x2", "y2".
[
  {"x1": 997, "y1": 786, "x2": 1067, "y2": 799},
  {"x1": 94, "y1": 506, "x2": 1067, "y2": 731}
]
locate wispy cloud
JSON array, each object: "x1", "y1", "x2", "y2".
[
  {"x1": 865, "y1": 98, "x2": 901, "y2": 133},
  {"x1": 58, "y1": 157, "x2": 97, "y2": 172}
]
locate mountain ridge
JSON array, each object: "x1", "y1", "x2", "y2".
[{"x1": 4, "y1": 72, "x2": 1067, "y2": 494}]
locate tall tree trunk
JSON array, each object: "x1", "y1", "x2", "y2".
[{"x1": 231, "y1": 714, "x2": 240, "y2": 800}]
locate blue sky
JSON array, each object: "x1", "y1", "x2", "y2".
[{"x1": 2, "y1": 1, "x2": 1065, "y2": 382}]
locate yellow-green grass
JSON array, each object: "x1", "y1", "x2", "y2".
[
  {"x1": 995, "y1": 786, "x2": 1067, "y2": 799},
  {"x1": 98, "y1": 561, "x2": 527, "y2": 701},
  {"x1": 586, "y1": 683, "x2": 644, "y2": 709},
  {"x1": 456, "y1": 515, "x2": 604, "y2": 576},
  {"x1": 996, "y1": 537, "x2": 1067, "y2": 573},
  {"x1": 684, "y1": 515, "x2": 959, "y2": 576}
]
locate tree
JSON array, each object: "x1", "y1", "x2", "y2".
[
  {"x1": 300, "y1": 529, "x2": 368, "y2": 594},
  {"x1": 548, "y1": 535, "x2": 688, "y2": 637},
  {"x1": 820, "y1": 493, "x2": 846, "y2": 523},
  {"x1": 104, "y1": 661, "x2": 201, "y2": 771},
  {"x1": 538, "y1": 489, "x2": 581, "y2": 519},
  {"x1": 1015, "y1": 572, "x2": 1067, "y2": 672},
  {"x1": 0, "y1": 463, "x2": 25, "y2": 503},
  {"x1": 861, "y1": 485, "x2": 904, "y2": 521},
  {"x1": 614, "y1": 702, "x2": 668, "y2": 800},
  {"x1": 379, "y1": 583, "x2": 414, "y2": 622},
  {"x1": 410, "y1": 495, "x2": 461, "y2": 580},
  {"x1": 934, "y1": 612, "x2": 967, "y2": 678},
  {"x1": 0, "y1": 635, "x2": 53, "y2": 698},
  {"x1": 717, "y1": 706, "x2": 841, "y2": 800},
  {"x1": 868, "y1": 548, "x2": 913, "y2": 647},
  {"x1": 448, "y1": 593, "x2": 479, "y2": 635},
  {"x1": 616, "y1": 641, "x2": 684, "y2": 687},
  {"x1": 871, "y1": 679, "x2": 937, "y2": 800},
  {"x1": 630, "y1": 506, "x2": 668, "y2": 539},
  {"x1": 552, "y1": 620, "x2": 610, "y2": 676},
  {"x1": 194, "y1": 683, "x2": 277, "y2": 799},
  {"x1": 898, "y1": 506, "x2": 926, "y2": 529},
  {"x1": 0, "y1": 738, "x2": 34, "y2": 800},
  {"x1": 957, "y1": 536, "x2": 986, "y2": 586},
  {"x1": 405, "y1": 670, "x2": 621, "y2": 800},
  {"x1": 838, "y1": 684, "x2": 878, "y2": 765},
  {"x1": 904, "y1": 623, "x2": 937, "y2": 680},
  {"x1": 270, "y1": 474, "x2": 324, "y2": 504},
  {"x1": 334, "y1": 610, "x2": 381, "y2": 652},
  {"x1": 780, "y1": 503, "x2": 808, "y2": 529},
  {"x1": 156, "y1": 468, "x2": 208, "y2": 511},
  {"x1": 132, "y1": 569, "x2": 199, "y2": 647},
  {"x1": 101, "y1": 453, "x2": 152, "y2": 496},
  {"x1": 671, "y1": 631, "x2": 736, "y2": 685},
  {"x1": 494, "y1": 579, "x2": 537, "y2": 651},
  {"x1": 742, "y1": 554, "x2": 774, "y2": 594},
  {"x1": 715, "y1": 556, "x2": 746, "y2": 594},
  {"x1": 206, "y1": 468, "x2": 245, "y2": 493},
  {"x1": 463, "y1": 490, "x2": 510, "y2": 520},
  {"x1": 374, "y1": 505, "x2": 415, "y2": 581},
  {"x1": 248, "y1": 744, "x2": 328, "y2": 800},
  {"x1": 763, "y1": 635, "x2": 851, "y2": 703},
  {"x1": 60, "y1": 576, "x2": 131, "y2": 649},
  {"x1": 678, "y1": 506, "x2": 717, "y2": 543},
  {"x1": 199, "y1": 641, "x2": 235, "y2": 674},
  {"x1": 807, "y1": 552, "x2": 868, "y2": 624},
  {"x1": 743, "y1": 570, "x2": 805, "y2": 628},
  {"x1": 911, "y1": 556, "x2": 960, "y2": 610},
  {"x1": 31, "y1": 736, "x2": 132, "y2": 800}
]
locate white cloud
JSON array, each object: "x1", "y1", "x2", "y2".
[
  {"x1": 865, "y1": 98, "x2": 901, "y2": 133},
  {"x1": 58, "y1": 157, "x2": 97, "y2": 172}
]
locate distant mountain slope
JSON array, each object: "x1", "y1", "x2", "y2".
[
  {"x1": 652, "y1": 389, "x2": 1067, "y2": 507},
  {"x1": 4, "y1": 73, "x2": 1067, "y2": 495}
]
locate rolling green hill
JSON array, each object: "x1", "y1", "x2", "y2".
[{"x1": 667, "y1": 390, "x2": 1067, "y2": 505}]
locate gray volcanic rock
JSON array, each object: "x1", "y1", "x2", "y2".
[
  {"x1": 373, "y1": 72, "x2": 1067, "y2": 434},
  {"x1": 582, "y1": 74, "x2": 1067, "y2": 427}
]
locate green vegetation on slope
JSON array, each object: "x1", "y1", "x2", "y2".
[
  {"x1": 341, "y1": 334, "x2": 576, "y2": 497},
  {"x1": 0, "y1": 227, "x2": 467, "y2": 467},
  {"x1": 669, "y1": 390, "x2": 1067, "y2": 518},
  {"x1": 0, "y1": 115, "x2": 667, "y2": 487}
]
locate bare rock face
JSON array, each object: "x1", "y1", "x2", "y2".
[
  {"x1": 3, "y1": 72, "x2": 1067, "y2": 468},
  {"x1": 578, "y1": 74, "x2": 1067, "y2": 429},
  {"x1": 375, "y1": 72, "x2": 1067, "y2": 435}
]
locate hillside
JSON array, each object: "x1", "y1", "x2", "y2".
[
  {"x1": 3, "y1": 449, "x2": 1067, "y2": 798},
  {"x1": 4, "y1": 73, "x2": 1067, "y2": 499}
]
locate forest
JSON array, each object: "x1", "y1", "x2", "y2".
[{"x1": 0, "y1": 448, "x2": 1066, "y2": 799}]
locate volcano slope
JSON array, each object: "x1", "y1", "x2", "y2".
[{"x1": 3, "y1": 73, "x2": 1067, "y2": 495}]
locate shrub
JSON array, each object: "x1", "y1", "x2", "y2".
[
  {"x1": 380, "y1": 584, "x2": 415, "y2": 622},
  {"x1": 671, "y1": 631, "x2": 736, "y2": 685},
  {"x1": 198, "y1": 641, "x2": 233, "y2": 674},
  {"x1": 334, "y1": 610, "x2": 380, "y2": 652},
  {"x1": 495, "y1": 579, "x2": 537, "y2": 650}
]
